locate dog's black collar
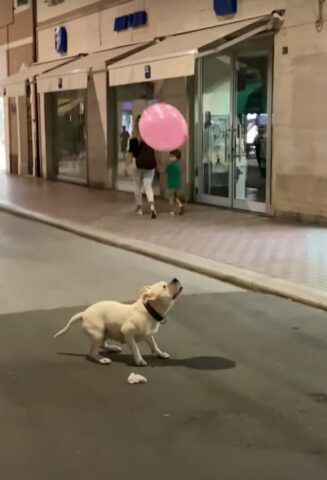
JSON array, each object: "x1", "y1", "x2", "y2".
[{"x1": 144, "y1": 302, "x2": 166, "y2": 323}]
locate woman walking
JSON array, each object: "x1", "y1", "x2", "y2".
[{"x1": 127, "y1": 115, "x2": 157, "y2": 219}]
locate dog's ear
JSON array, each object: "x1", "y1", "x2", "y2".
[
  {"x1": 139, "y1": 286, "x2": 150, "y2": 299},
  {"x1": 140, "y1": 288, "x2": 157, "y2": 303}
]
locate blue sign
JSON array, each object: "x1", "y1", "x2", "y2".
[
  {"x1": 114, "y1": 11, "x2": 147, "y2": 32},
  {"x1": 214, "y1": 0, "x2": 237, "y2": 16},
  {"x1": 55, "y1": 26, "x2": 67, "y2": 54}
]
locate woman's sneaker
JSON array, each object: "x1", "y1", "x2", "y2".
[
  {"x1": 150, "y1": 208, "x2": 157, "y2": 219},
  {"x1": 135, "y1": 206, "x2": 143, "y2": 216}
]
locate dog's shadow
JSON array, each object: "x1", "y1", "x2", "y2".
[
  {"x1": 58, "y1": 352, "x2": 236, "y2": 371},
  {"x1": 113, "y1": 354, "x2": 236, "y2": 371}
]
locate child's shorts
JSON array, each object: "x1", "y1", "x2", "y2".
[{"x1": 167, "y1": 189, "x2": 180, "y2": 201}]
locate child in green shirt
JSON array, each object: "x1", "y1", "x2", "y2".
[{"x1": 166, "y1": 149, "x2": 184, "y2": 216}]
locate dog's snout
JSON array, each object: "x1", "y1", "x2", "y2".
[{"x1": 172, "y1": 278, "x2": 179, "y2": 284}]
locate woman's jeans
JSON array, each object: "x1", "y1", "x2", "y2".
[{"x1": 133, "y1": 161, "x2": 155, "y2": 206}]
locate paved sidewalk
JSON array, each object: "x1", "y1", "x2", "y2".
[{"x1": 0, "y1": 174, "x2": 326, "y2": 307}]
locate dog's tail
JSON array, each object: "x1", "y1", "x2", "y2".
[{"x1": 54, "y1": 312, "x2": 83, "y2": 339}]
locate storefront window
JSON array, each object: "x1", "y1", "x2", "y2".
[{"x1": 51, "y1": 90, "x2": 87, "y2": 184}]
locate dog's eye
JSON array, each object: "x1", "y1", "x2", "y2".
[{"x1": 163, "y1": 285, "x2": 167, "y2": 289}]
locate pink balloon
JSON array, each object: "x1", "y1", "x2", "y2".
[{"x1": 139, "y1": 103, "x2": 189, "y2": 152}]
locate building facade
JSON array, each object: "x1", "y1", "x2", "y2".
[
  {"x1": 1, "y1": 0, "x2": 327, "y2": 222},
  {"x1": 0, "y1": 0, "x2": 35, "y2": 175}
]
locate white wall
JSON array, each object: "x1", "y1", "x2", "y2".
[
  {"x1": 0, "y1": 50, "x2": 8, "y2": 80},
  {"x1": 34, "y1": 0, "x2": 288, "y2": 61},
  {"x1": 36, "y1": 0, "x2": 327, "y2": 62},
  {"x1": 273, "y1": 20, "x2": 327, "y2": 219},
  {"x1": 37, "y1": 0, "x2": 101, "y2": 23}
]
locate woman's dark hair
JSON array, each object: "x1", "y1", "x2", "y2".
[
  {"x1": 132, "y1": 115, "x2": 142, "y2": 137},
  {"x1": 170, "y1": 149, "x2": 182, "y2": 159}
]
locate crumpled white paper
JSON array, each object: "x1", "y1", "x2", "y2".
[{"x1": 127, "y1": 372, "x2": 147, "y2": 385}]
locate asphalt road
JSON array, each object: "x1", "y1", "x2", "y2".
[{"x1": 0, "y1": 212, "x2": 327, "y2": 480}]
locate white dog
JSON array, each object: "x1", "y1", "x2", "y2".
[{"x1": 54, "y1": 278, "x2": 182, "y2": 366}]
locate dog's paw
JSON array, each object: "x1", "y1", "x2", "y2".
[
  {"x1": 158, "y1": 352, "x2": 170, "y2": 359},
  {"x1": 135, "y1": 358, "x2": 147, "y2": 367},
  {"x1": 103, "y1": 342, "x2": 122, "y2": 353},
  {"x1": 98, "y1": 357, "x2": 112, "y2": 365}
]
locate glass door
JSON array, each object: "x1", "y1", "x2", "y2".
[
  {"x1": 233, "y1": 50, "x2": 271, "y2": 212},
  {"x1": 46, "y1": 90, "x2": 87, "y2": 185},
  {"x1": 198, "y1": 54, "x2": 233, "y2": 207},
  {"x1": 196, "y1": 42, "x2": 272, "y2": 213}
]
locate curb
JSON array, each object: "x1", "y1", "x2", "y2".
[{"x1": 1, "y1": 201, "x2": 327, "y2": 312}]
